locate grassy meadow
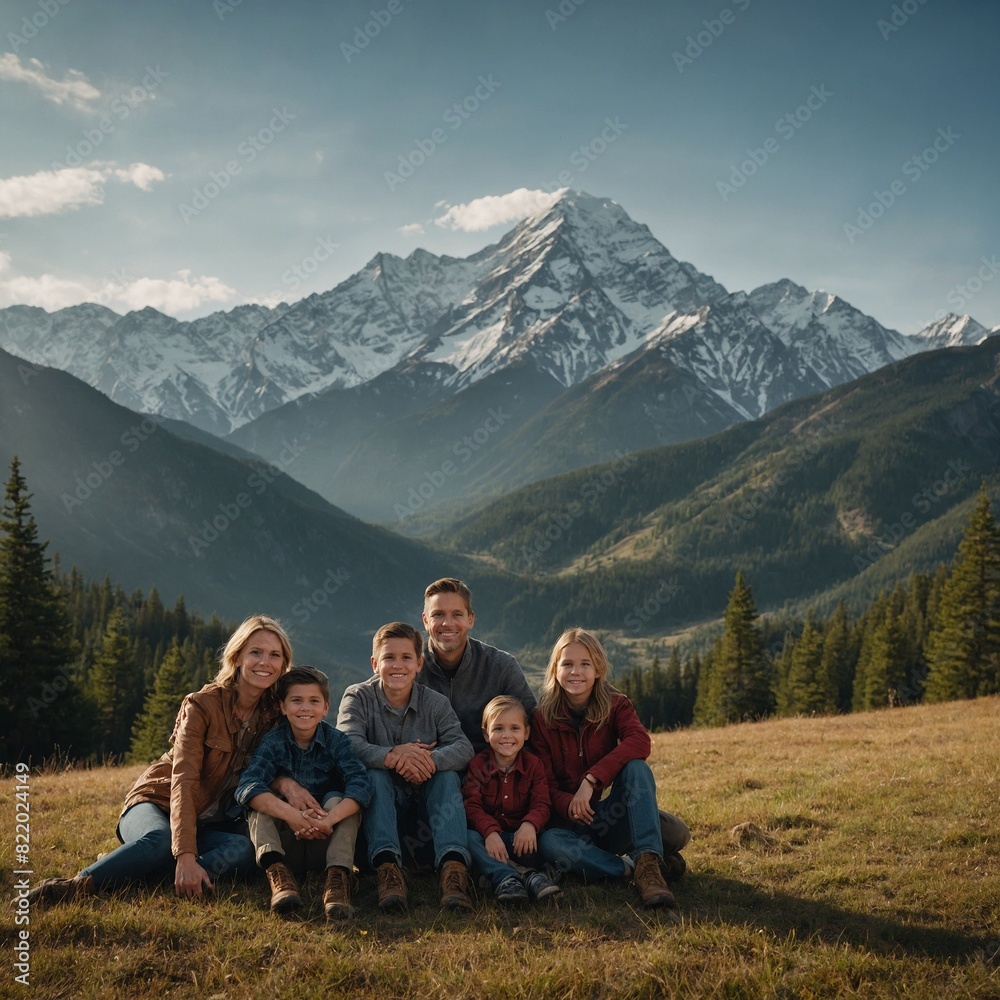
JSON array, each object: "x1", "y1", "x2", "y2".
[{"x1": 2, "y1": 697, "x2": 998, "y2": 999}]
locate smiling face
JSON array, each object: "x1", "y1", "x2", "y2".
[
  {"x1": 485, "y1": 706, "x2": 528, "y2": 769},
  {"x1": 371, "y1": 636, "x2": 423, "y2": 706},
  {"x1": 422, "y1": 591, "x2": 474, "y2": 666},
  {"x1": 555, "y1": 641, "x2": 598, "y2": 709},
  {"x1": 280, "y1": 682, "x2": 329, "y2": 746},
  {"x1": 236, "y1": 628, "x2": 287, "y2": 696}
]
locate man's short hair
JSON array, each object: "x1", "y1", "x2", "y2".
[
  {"x1": 372, "y1": 621, "x2": 423, "y2": 658},
  {"x1": 278, "y1": 665, "x2": 330, "y2": 703},
  {"x1": 423, "y1": 577, "x2": 473, "y2": 614}
]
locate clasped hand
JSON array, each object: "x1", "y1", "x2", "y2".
[{"x1": 384, "y1": 741, "x2": 437, "y2": 784}]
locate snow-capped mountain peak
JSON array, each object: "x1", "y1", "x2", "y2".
[{"x1": 912, "y1": 313, "x2": 991, "y2": 350}]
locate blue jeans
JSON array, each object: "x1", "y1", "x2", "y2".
[
  {"x1": 363, "y1": 769, "x2": 470, "y2": 870},
  {"x1": 538, "y1": 759, "x2": 662, "y2": 881},
  {"x1": 80, "y1": 802, "x2": 256, "y2": 889},
  {"x1": 467, "y1": 829, "x2": 545, "y2": 888}
]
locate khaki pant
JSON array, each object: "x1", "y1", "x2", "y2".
[{"x1": 247, "y1": 794, "x2": 360, "y2": 872}]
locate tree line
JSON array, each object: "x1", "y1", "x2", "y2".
[
  {"x1": 2, "y1": 455, "x2": 997, "y2": 765},
  {"x1": 618, "y1": 484, "x2": 1000, "y2": 729},
  {"x1": 0, "y1": 457, "x2": 232, "y2": 766}
]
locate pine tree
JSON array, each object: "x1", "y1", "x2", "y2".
[
  {"x1": 924, "y1": 486, "x2": 1000, "y2": 701},
  {"x1": 821, "y1": 601, "x2": 855, "y2": 713},
  {"x1": 0, "y1": 458, "x2": 78, "y2": 763},
  {"x1": 89, "y1": 607, "x2": 141, "y2": 757},
  {"x1": 861, "y1": 602, "x2": 909, "y2": 709},
  {"x1": 782, "y1": 613, "x2": 834, "y2": 716},
  {"x1": 128, "y1": 640, "x2": 191, "y2": 762},
  {"x1": 695, "y1": 571, "x2": 773, "y2": 725}
]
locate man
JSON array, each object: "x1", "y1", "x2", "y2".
[{"x1": 418, "y1": 578, "x2": 537, "y2": 752}]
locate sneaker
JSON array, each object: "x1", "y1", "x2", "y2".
[
  {"x1": 632, "y1": 853, "x2": 677, "y2": 910},
  {"x1": 322, "y1": 865, "x2": 355, "y2": 920},
  {"x1": 376, "y1": 861, "x2": 408, "y2": 913},
  {"x1": 523, "y1": 869, "x2": 563, "y2": 902},
  {"x1": 494, "y1": 872, "x2": 529, "y2": 904},
  {"x1": 265, "y1": 862, "x2": 301, "y2": 914},
  {"x1": 438, "y1": 860, "x2": 473, "y2": 911},
  {"x1": 25, "y1": 874, "x2": 95, "y2": 907}
]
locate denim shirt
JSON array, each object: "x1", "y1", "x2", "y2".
[{"x1": 235, "y1": 718, "x2": 371, "y2": 809}]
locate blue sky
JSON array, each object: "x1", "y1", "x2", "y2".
[{"x1": 0, "y1": 0, "x2": 997, "y2": 334}]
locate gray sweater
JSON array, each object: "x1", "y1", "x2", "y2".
[
  {"x1": 337, "y1": 675, "x2": 474, "y2": 774},
  {"x1": 417, "y1": 636, "x2": 537, "y2": 752}
]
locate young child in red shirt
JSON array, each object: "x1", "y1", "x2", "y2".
[{"x1": 462, "y1": 696, "x2": 561, "y2": 903}]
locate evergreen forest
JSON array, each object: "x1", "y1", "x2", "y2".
[{"x1": 2, "y1": 455, "x2": 998, "y2": 766}]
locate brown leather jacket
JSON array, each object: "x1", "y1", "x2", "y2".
[{"x1": 121, "y1": 681, "x2": 279, "y2": 858}]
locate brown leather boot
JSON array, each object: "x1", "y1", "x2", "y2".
[
  {"x1": 26, "y1": 874, "x2": 95, "y2": 906},
  {"x1": 376, "y1": 861, "x2": 408, "y2": 913},
  {"x1": 265, "y1": 862, "x2": 301, "y2": 914},
  {"x1": 322, "y1": 865, "x2": 355, "y2": 920},
  {"x1": 632, "y1": 853, "x2": 677, "y2": 909},
  {"x1": 438, "y1": 859, "x2": 473, "y2": 912}
]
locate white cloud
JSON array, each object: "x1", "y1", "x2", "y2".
[
  {"x1": 108, "y1": 270, "x2": 235, "y2": 313},
  {"x1": 0, "y1": 162, "x2": 165, "y2": 218},
  {"x1": 0, "y1": 260, "x2": 236, "y2": 315},
  {"x1": 434, "y1": 187, "x2": 567, "y2": 232},
  {"x1": 0, "y1": 53, "x2": 101, "y2": 110},
  {"x1": 111, "y1": 162, "x2": 166, "y2": 192},
  {"x1": 399, "y1": 222, "x2": 424, "y2": 235}
]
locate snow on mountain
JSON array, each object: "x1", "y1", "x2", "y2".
[
  {"x1": 911, "y1": 313, "x2": 992, "y2": 351},
  {"x1": 0, "y1": 303, "x2": 120, "y2": 379},
  {"x1": 409, "y1": 191, "x2": 729, "y2": 389},
  {"x1": 0, "y1": 190, "x2": 975, "y2": 440},
  {"x1": 746, "y1": 279, "x2": 917, "y2": 387},
  {"x1": 651, "y1": 293, "x2": 826, "y2": 420}
]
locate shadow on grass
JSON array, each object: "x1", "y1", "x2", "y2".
[{"x1": 685, "y1": 871, "x2": 990, "y2": 960}]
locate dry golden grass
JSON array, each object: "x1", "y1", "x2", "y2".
[{"x1": 2, "y1": 698, "x2": 998, "y2": 999}]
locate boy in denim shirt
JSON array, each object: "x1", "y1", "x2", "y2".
[{"x1": 236, "y1": 665, "x2": 370, "y2": 919}]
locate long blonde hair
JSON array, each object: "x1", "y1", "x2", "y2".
[
  {"x1": 215, "y1": 614, "x2": 293, "y2": 688},
  {"x1": 537, "y1": 627, "x2": 614, "y2": 729}
]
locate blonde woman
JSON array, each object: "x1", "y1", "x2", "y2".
[
  {"x1": 28, "y1": 614, "x2": 292, "y2": 905},
  {"x1": 530, "y1": 628, "x2": 690, "y2": 909}
]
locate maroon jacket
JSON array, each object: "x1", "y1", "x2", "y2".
[
  {"x1": 462, "y1": 747, "x2": 550, "y2": 838},
  {"x1": 528, "y1": 692, "x2": 651, "y2": 821}
]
